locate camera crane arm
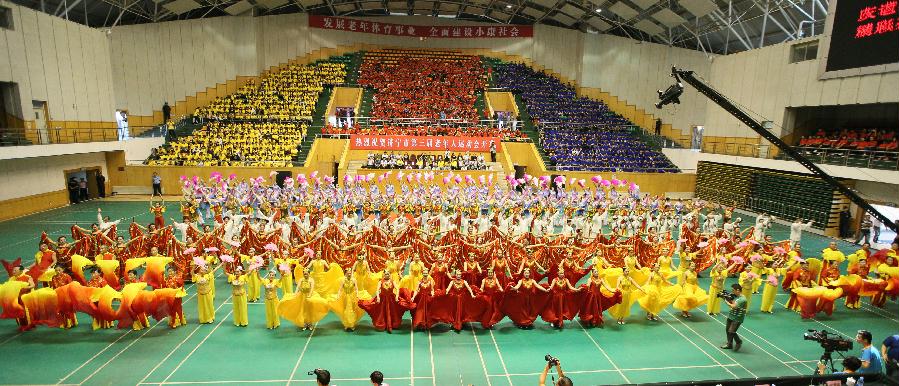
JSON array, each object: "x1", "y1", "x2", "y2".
[{"x1": 664, "y1": 67, "x2": 896, "y2": 233}]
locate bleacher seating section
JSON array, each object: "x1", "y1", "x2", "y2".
[{"x1": 695, "y1": 161, "x2": 847, "y2": 229}]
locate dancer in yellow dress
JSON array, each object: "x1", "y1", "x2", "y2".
[
  {"x1": 274, "y1": 256, "x2": 296, "y2": 295},
  {"x1": 399, "y1": 254, "x2": 426, "y2": 292},
  {"x1": 307, "y1": 252, "x2": 343, "y2": 298},
  {"x1": 638, "y1": 264, "x2": 682, "y2": 321},
  {"x1": 278, "y1": 269, "x2": 330, "y2": 330},
  {"x1": 244, "y1": 249, "x2": 263, "y2": 302},
  {"x1": 738, "y1": 265, "x2": 759, "y2": 313},
  {"x1": 674, "y1": 263, "x2": 709, "y2": 318},
  {"x1": 229, "y1": 268, "x2": 249, "y2": 327},
  {"x1": 193, "y1": 265, "x2": 216, "y2": 324},
  {"x1": 608, "y1": 267, "x2": 645, "y2": 325},
  {"x1": 759, "y1": 260, "x2": 785, "y2": 313},
  {"x1": 707, "y1": 258, "x2": 736, "y2": 316},
  {"x1": 262, "y1": 271, "x2": 281, "y2": 329},
  {"x1": 328, "y1": 270, "x2": 371, "y2": 331}
]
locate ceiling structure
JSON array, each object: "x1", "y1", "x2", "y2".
[{"x1": 8, "y1": 0, "x2": 829, "y2": 54}]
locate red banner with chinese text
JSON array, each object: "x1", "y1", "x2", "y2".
[
  {"x1": 309, "y1": 15, "x2": 533, "y2": 38},
  {"x1": 350, "y1": 135, "x2": 500, "y2": 152}
]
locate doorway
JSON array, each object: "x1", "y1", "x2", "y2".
[
  {"x1": 32, "y1": 100, "x2": 49, "y2": 144},
  {"x1": 64, "y1": 166, "x2": 103, "y2": 203}
]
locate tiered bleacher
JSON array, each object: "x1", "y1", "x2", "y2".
[
  {"x1": 148, "y1": 61, "x2": 346, "y2": 166},
  {"x1": 695, "y1": 161, "x2": 841, "y2": 228},
  {"x1": 492, "y1": 62, "x2": 677, "y2": 172},
  {"x1": 358, "y1": 49, "x2": 486, "y2": 123}
]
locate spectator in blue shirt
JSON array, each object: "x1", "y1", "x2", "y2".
[
  {"x1": 882, "y1": 334, "x2": 899, "y2": 376},
  {"x1": 857, "y1": 330, "x2": 884, "y2": 374}
]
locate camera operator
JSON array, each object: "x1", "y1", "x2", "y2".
[
  {"x1": 856, "y1": 330, "x2": 884, "y2": 374},
  {"x1": 815, "y1": 356, "x2": 865, "y2": 384},
  {"x1": 370, "y1": 370, "x2": 387, "y2": 386},
  {"x1": 310, "y1": 369, "x2": 331, "y2": 386},
  {"x1": 539, "y1": 356, "x2": 573, "y2": 386},
  {"x1": 882, "y1": 333, "x2": 899, "y2": 377},
  {"x1": 721, "y1": 284, "x2": 747, "y2": 352}
]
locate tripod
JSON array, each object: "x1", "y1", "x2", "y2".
[{"x1": 816, "y1": 350, "x2": 843, "y2": 375}]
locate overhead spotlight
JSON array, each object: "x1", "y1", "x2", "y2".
[
  {"x1": 595, "y1": 8, "x2": 602, "y2": 12},
  {"x1": 656, "y1": 67, "x2": 684, "y2": 109},
  {"x1": 506, "y1": 4, "x2": 513, "y2": 8}
]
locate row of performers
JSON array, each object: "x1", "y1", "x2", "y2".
[{"x1": 3, "y1": 241, "x2": 897, "y2": 333}]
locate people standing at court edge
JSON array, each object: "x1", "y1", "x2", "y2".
[
  {"x1": 490, "y1": 142, "x2": 497, "y2": 163},
  {"x1": 856, "y1": 215, "x2": 873, "y2": 245},
  {"x1": 79, "y1": 178, "x2": 88, "y2": 202},
  {"x1": 152, "y1": 172, "x2": 163, "y2": 196},
  {"x1": 67, "y1": 177, "x2": 79, "y2": 204},
  {"x1": 163, "y1": 102, "x2": 171, "y2": 123},
  {"x1": 115, "y1": 110, "x2": 129, "y2": 141},
  {"x1": 96, "y1": 171, "x2": 106, "y2": 198}
]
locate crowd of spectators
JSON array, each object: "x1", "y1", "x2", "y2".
[
  {"x1": 540, "y1": 127, "x2": 678, "y2": 172},
  {"x1": 147, "y1": 122, "x2": 306, "y2": 167},
  {"x1": 358, "y1": 51, "x2": 486, "y2": 122},
  {"x1": 493, "y1": 62, "x2": 677, "y2": 172},
  {"x1": 363, "y1": 151, "x2": 488, "y2": 170},
  {"x1": 798, "y1": 128, "x2": 898, "y2": 152},
  {"x1": 195, "y1": 62, "x2": 345, "y2": 121},
  {"x1": 322, "y1": 124, "x2": 524, "y2": 139}
]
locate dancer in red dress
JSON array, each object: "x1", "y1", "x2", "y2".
[
  {"x1": 432, "y1": 272, "x2": 486, "y2": 332},
  {"x1": 578, "y1": 269, "x2": 622, "y2": 327},
  {"x1": 359, "y1": 273, "x2": 415, "y2": 333},
  {"x1": 411, "y1": 269, "x2": 438, "y2": 330},
  {"x1": 501, "y1": 268, "x2": 549, "y2": 329},
  {"x1": 479, "y1": 269, "x2": 505, "y2": 329},
  {"x1": 540, "y1": 268, "x2": 583, "y2": 328}
]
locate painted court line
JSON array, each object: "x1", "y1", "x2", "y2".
[
  {"x1": 286, "y1": 323, "x2": 318, "y2": 386},
  {"x1": 469, "y1": 325, "x2": 494, "y2": 386},
  {"x1": 410, "y1": 325, "x2": 415, "y2": 386},
  {"x1": 488, "y1": 363, "x2": 744, "y2": 377},
  {"x1": 139, "y1": 376, "x2": 435, "y2": 385},
  {"x1": 709, "y1": 314, "x2": 806, "y2": 374},
  {"x1": 77, "y1": 269, "x2": 221, "y2": 385},
  {"x1": 487, "y1": 328, "x2": 512, "y2": 386},
  {"x1": 160, "y1": 306, "x2": 235, "y2": 385},
  {"x1": 137, "y1": 269, "x2": 229, "y2": 385},
  {"x1": 774, "y1": 300, "x2": 854, "y2": 338},
  {"x1": 575, "y1": 320, "x2": 629, "y2": 383},
  {"x1": 657, "y1": 312, "x2": 740, "y2": 379},
  {"x1": 55, "y1": 330, "x2": 135, "y2": 385},
  {"x1": 427, "y1": 330, "x2": 437, "y2": 386},
  {"x1": 663, "y1": 310, "x2": 758, "y2": 378}
]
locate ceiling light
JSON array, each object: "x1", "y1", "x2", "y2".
[
  {"x1": 506, "y1": 4, "x2": 512, "y2": 8},
  {"x1": 595, "y1": 8, "x2": 602, "y2": 12}
]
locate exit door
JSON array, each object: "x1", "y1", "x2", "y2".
[{"x1": 32, "y1": 101, "x2": 49, "y2": 144}]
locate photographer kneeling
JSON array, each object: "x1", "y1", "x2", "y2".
[
  {"x1": 539, "y1": 355, "x2": 573, "y2": 386},
  {"x1": 720, "y1": 284, "x2": 747, "y2": 352}
]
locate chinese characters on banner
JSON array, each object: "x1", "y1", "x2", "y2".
[
  {"x1": 308, "y1": 15, "x2": 533, "y2": 38},
  {"x1": 350, "y1": 135, "x2": 500, "y2": 153},
  {"x1": 855, "y1": 0, "x2": 897, "y2": 38}
]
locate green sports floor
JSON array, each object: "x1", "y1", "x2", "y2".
[{"x1": 0, "y1": 199, "x2": 896, "y2": 386}]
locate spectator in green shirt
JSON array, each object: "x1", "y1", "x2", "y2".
[{"x1": 722, "y1": 283, "x2": 747, "y2": 352}]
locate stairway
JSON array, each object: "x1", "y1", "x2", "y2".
[
  {"x1": 295, "y1": 86, "x2": 333, "y2": 163},
  {"x1": 511, "y1": 93, "x2": 551, "y2": 167}
]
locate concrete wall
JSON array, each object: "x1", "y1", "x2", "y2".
[
  {"x1": 704, "y1": 37, "x2": 899, "y2": 138},
  {"x1": 0, "y1": 1, "x2": 116, "y2": 124},
  {"x1": 580, "y1": 34, "x2": 713, "y2": 137}
]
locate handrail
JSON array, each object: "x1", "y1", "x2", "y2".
[
  {"x1": 314, "y1": 133, "x2": 532, "y2": 142},
  {"x1": 0, "y1": 126, "x2": 165, "y2": 146}
]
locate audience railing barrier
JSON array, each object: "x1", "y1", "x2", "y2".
[
  {"x1": 327, "y1": 116, "x2": 522, "y2": 129},
  {"x1": 0, "y1": 126, "x2": 165, "y2": 146},
  {"x1": 786, "y1": 146, "x2": 899, "y2": 171}
]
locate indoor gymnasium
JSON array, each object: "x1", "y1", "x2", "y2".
[{"x1": 0, "y1": 0, "x2": 897, "y2": 385}]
